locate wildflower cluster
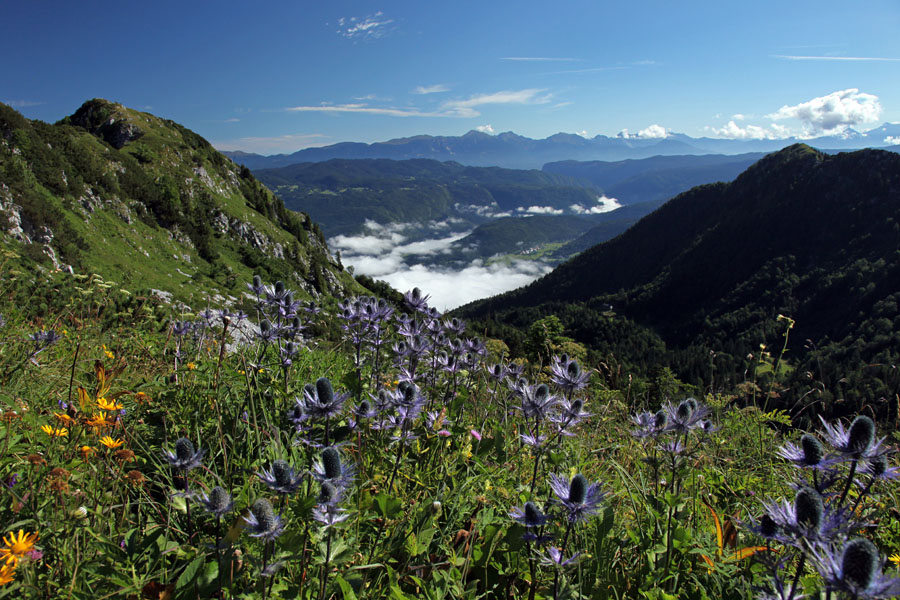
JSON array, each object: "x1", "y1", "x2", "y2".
[{"x1": 751, "y1": 415, "x2": 900, "y2": 599}]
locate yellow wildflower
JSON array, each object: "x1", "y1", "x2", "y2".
[
  {"x1": 99, "y1": 436, "x2": 124, "y2": 450},
  {"x1": 186, "y1": 362, "x2": 196, "y2": 371},
  {"x1": 0, "y1": 530, "x2": 38, "y2": 565},
  {"x1": 97, "y1": 397, "x2": 123, "y2": 412},
  {"x1": 52, "y1": 412, "x2": 73, "y2": 426},
  {"x1": 86, "y1": 411, "x2": 114, "y2": 430},
  {"x1": 0, "y1": 562, "x2": 15, "y2": 586},
  {"x1": 40, "y1": 424, "x2": 68, "y2": 438},
  {"x1": 890, "y1": 553, "x2": 900, "y2": 567},
  {"x1": 79, "y1": 446, "x2": 95, "y2": 460}
]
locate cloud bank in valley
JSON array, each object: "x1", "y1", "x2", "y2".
[{"x1": 330, "y1": 220, "x2": 553, "y2": 310}]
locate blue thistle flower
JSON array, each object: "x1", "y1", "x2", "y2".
[
  {"x1": 510, "y1": 501, "x2": 548, "y2": 528},
  {"x1": 549, "y1": 473, "x2": 605, "y2": 524},
  {"x1": 403, "y1": 287, "x2": 430, "y2": 312},
  {"x1": 163, "y1": 437, "x2": 205, "y2": 471},
  {"x1": 312, "y1": 446, "x2": 355, "y2": 491},
  {"x1": 257, "y1": 459, "x2": 304, "y2": 495},
  {"x1": 302, "y1": 377, "x2": 348, "y2": 420},
  {"x1": 777, "y1": 433, "x2": 841, "y2": 471},
  {"x1": 541, "y1": 546, "x2": 582, "y2": 567},
  {"x1": 549, "y1": 355, "x2": 591, "y2": 394},
  {"x1": 819, "y1": 415, "x2": 888, "y2": 460},
  {"x1": 197, "y1": 486, "x2": 234, "y2": 517},
  {"x1": 813, "y1": 537, "x2": 900, "y2": 599},
  {"x1": 762, "y1": 486, "x2": 854, "y2": 546},
  {"x1": 244, "y1": 498, "x2": 284, "y2": 541}
]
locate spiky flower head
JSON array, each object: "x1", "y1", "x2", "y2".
[
  {"x1": 848, "y1": 415, "x2": 876, "y2": 455},
  {"x1": 510, "y1": 501, "x2": 548, "y2": 528},
  {"x1": 318, "y1": 481, "x2": 341, "y2": 506},
  {"x1": 163, "y1": 437, "x2": 205, "y2": 471},
  {"x1": 814, "y1": 537, "x2": 900, "y2": 598},
  {"x1": 257, "y1": 460, "x2": 303, "y2": 495},
  {"x1": 549, "y1": 473, "x2": 605, "y2": 524},
  {"x1": 403, "y1": 287, "x2": 431, "y2": 312},
  {"x1": 197, "y1": 486, "x2": 234, "y2": 517},
  {"x1": 312, "y1": 446, "x2": 355, "y2": 491},
  {"x1": 794, "y1": 487, "x2": 824, "y2": 531},
  {"x1": 244, "y1": 498, "x2": 284, "y2": 541},
  {"x1": 819, "y1": 415, "x2": 888, "y2": 460},
  {"x1": 549, "y1": 355, "x2": 591, "y2": 394},
  {"x1": 778, "y1": 433, "x2": 840, "y2": 471},
  {"x1": 302, "y1": 377, "x2": 348, "y2": 420}
]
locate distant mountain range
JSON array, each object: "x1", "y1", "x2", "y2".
[
  {"x1": 224, "y1": 125, "x2": 900, "y2": 170},
  {"x1": 455, "y1": 144, "x2": 900, "y2": 420}
]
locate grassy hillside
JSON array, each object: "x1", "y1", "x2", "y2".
[{"x1": 0, "y1": 99, "x2": 362, "y2": 306}]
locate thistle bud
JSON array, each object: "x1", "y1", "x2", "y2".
[
  {"x1": 252, "y1": 275, "x2": 262, "y2": 289},
  {"x1": 676, "y1": 400, "x2": 693, "y2": 421},
  {"x1": 759, "y1": 514, "x2": 778, "y2": 538},
  {"x1": 801, "y1": 433, "x2": 824, "y2": 466},
  {"x1": 250, "y1": 498, "x2": 277, "y2": 532},
  {"x1": 654, "y1": 409, "x2": 668, "y2": 429},
  {"x1": 535, "y1": 384, "x2": 550, "y2": 403},
  {"x1": 848, "y1": 415, "x2": 875, "y2": 454},
  {"x1": 321, "y1": 447, "x2": 341, "y2": 480},
  {"x1": 207, "y1": 486, "x2": 232, "y2": 513},
  {"x1": 274, "y1": 281, "x2": 285, "y2": 295},
  {"x1": 794, "y1": 487, "x2": 824, "y2": 531},
  {"x1": 566, "y1": 360, "x2": 581, "y2": 380},
  {"x1": 271, "y1": 460, "x2": 292, "y2": 487},
  {"x1": 841, "y1": 538, "x2": 879, "y2": 590},
  {"x1": 568, "y1": 474, "x2": 588, "y2": 505},
  {"x1": 174, "y1": 438, "x2": 195, "y2": 462},
  {"x1": 316, "y1": 377, "x2": 333, "y2": 405},
  {"x1": 318, "y1": 481, "x2": 338, "y2": 505}
]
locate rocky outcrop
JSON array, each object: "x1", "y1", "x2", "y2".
[
  {"x1": 68, "y1": 99, "x2": 144, "y2": 149},
  {"x1": 212, "y1": 212, "x2": 285, "y2": 259}
]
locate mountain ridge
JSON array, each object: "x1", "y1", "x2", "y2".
[{"x1": 223, "y1": 124, "x2": 900, "y2": 170}]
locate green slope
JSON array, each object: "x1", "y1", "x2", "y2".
[{"x1": 0, "y1": 99, "x2": 361, "y2": 305}]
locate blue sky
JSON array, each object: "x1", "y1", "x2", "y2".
[{"x1": 4, "y1": 0, "x2": 899, "y2": 154}]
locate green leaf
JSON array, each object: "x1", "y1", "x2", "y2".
[
  {"x1": 335, "y1": 575, "x2": 358, "y2": 600},
  {"x1": 175, "y1": 555, "x2": 206, "y2": 592},
  {"x1": 373, "y1": 491, "x2": 403, "y2": 519}
]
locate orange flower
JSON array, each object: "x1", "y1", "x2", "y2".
[
  {"x1": 99, "y1": 436, "x2": 124, "y2": 450},
  {"x1": 0, "y1": 562, "x2": 15, "y2": 586},
  {"x1": 79, "y1": 446, "x2": 95, "y2": 459},
  {"x1": 0, "y1": 530, "x2": 38, "y2": 566}
]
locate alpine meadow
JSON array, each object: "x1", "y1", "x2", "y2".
[{"x1": 3, "y1": 2, "x2": 900, "y2": 599}]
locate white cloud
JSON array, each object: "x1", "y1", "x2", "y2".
[
  {"x1": 224, "y1": 118, "x2": 240, "y2": 123},
  {"x1": 570, "y1": 195, "x2": 622, "y2": 214},
  {"x1": 413, "y1": 84, "x2": 450, "y2": 95},
  {"x1": 337, "y1": 12, "x2": 394, "y2": 40},
  {"x1": 441, "y1": 89, "x2": 552, "y2": 118},
  {"x1": 576, "y1": 130, "x2": 588, "y2": 137},
  {"x1": 517, "y1": 206, "x2": 564, "y2": 215},
  {"x1": 732, "y1": 113, "x2": 747, "y2": 121},
  {"x1": 286, "y1": 103, "x2": 444, "y2": 118},
  {"x1": 708, "y1": 120, "x2": 791, "y2": 140},
  {"x1": 885, "y1": 136, "x2": 900, "y2": 145},
  {"x1": 378, "y1": 261, "x2": 554, "y2": 311},
  {"x1": 766, "y1": 88, "x2": 882, "y2": 135},
  {"x1": 475, "y1": 124, "x2": 494, "y2": 133},
  {"x1": 212, "y1": 133, "x2": 328, "y2": 154},
  {"x1": 774, "y1": 55, "x2": 900, "y2": 62},
  {"x1": 617, "y1": 124, "x2": 669, "y2": 139}
]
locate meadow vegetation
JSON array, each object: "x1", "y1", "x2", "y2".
[{"x1": 0, "y1": 259, "x2": 898, "y2": 599}]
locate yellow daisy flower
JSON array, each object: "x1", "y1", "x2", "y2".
[
  {"x1": 0, "y1": 530, "x2": 38, "y2": 565},
  {"x1": 99, "y1": 436, "x2": 124, "y2": 450},
  {"x1": 40, "y1": 424, "x2": 68, "y2": 437},
  {"x1": 97, "y1": 397, "x2": 123, "y2": 412},
  {"x1": 890, "y1": 553, "x2": 900, "y2": 567},
  {"x1": 86, "y1": 411, "x2": 114, "y2": 430},
  {"x1": 79, "y1": 445, "x2": 95, "y2": 459},
  {"x1": 0, "y1": 562, "x2": 15, "y2": 586}
]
